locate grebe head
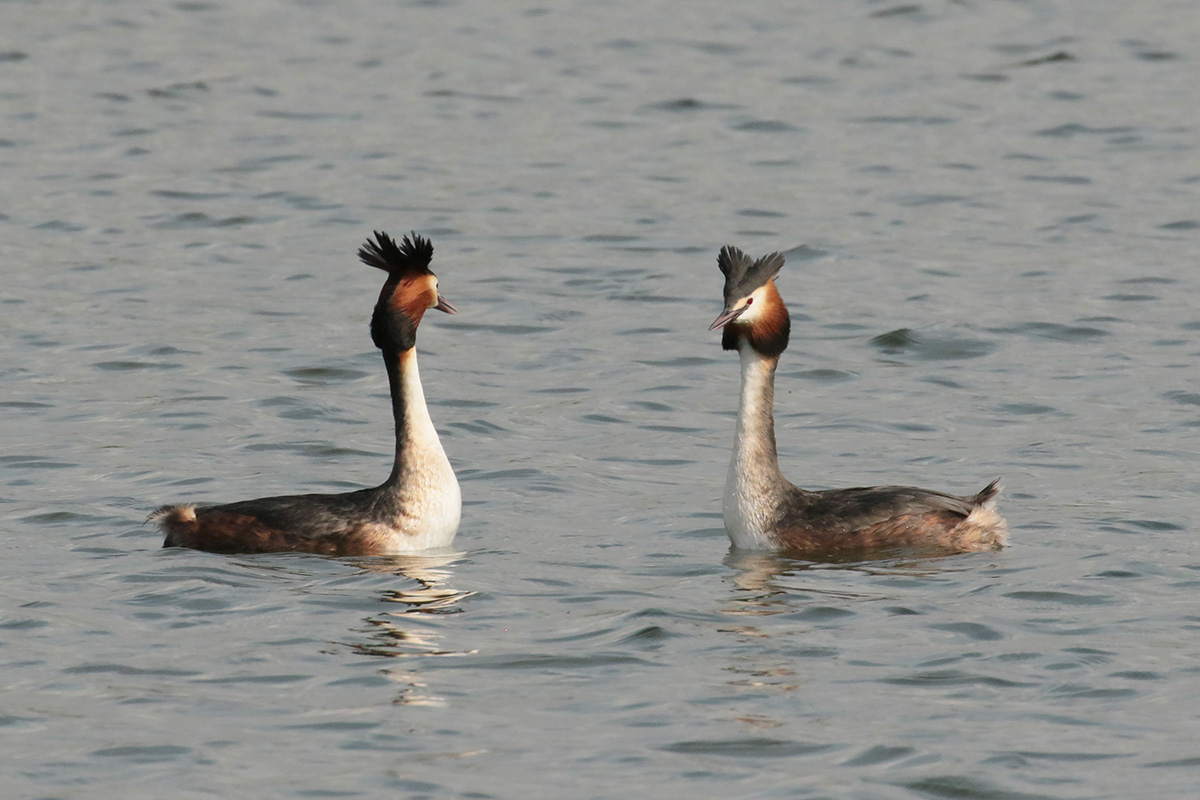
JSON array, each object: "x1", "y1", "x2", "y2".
[
  {"x1": 359, "y1": 231, "x2": 456, "y2": 352},
  {"x1": 709, "y1": 245, "x2": 790, "y2": 358}
]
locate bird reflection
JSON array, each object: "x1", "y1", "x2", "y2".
[
  {"x1": 380, "y1": 667, "x2": 447, "y2": 708},
  {"x1": 722, "y1": 552, "x2": 806, "y2": 615},
  {"x1": 721, "y1": 551, "x2": 877, "y2": 616},
  {"x1": 716, "y1": 551, "x2": 993, "y2": 735},
  {"x1": 722, "y1": 549, "x2": 970, "y2": 616},
  {"x1": 344, "y1": 551, "x2": 476, "y2": 668},
  {"x1": 368, "y1": 551, "x2": 475, "y2": 613}
]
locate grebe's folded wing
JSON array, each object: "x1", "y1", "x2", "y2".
[
  {"x1": 198, "y1": 490, "x2": 381, "y2": 534},
  {"x1": 779, "y1": 480, "x2": 998, "y2": 532}
]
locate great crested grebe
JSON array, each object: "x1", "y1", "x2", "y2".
[
  {"x1": 709, "y1": 245, "x2": 1007, "y2": 557},
  {"x1": 152, "y1": 231, "x2": 462, "y2": 555}
]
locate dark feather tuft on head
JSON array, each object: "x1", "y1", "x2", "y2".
[
  {"x1": 360, "y1": 230, "x2": 435, "y2": 353},
  {"x1": 358, "y1": 231, "x2": 434, "y2": 276},
  {"x1": 718, "y1": 245, "x2": 785, "y2": 306},
  {"x1": 715, "y1": 245, "x2": 791, "y2": 358}
]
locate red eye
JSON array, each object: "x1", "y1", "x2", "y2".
[{"x1": 745, "y1": 298, "x2": 753, "y2": 305}]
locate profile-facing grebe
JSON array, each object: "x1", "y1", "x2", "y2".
[
  {"x1": 152, "y1": 231, "x2": 462, "y2": 555},
  {"x1": 709, "y1": 245, "x2": 1007, "y2": 557}
]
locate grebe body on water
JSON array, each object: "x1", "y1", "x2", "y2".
[
  {"x1": 710, "y1": 245, "x2": 1007, "y2": 557},
  {"x1": 152, "y1": 231, "x2": 461, "y2": 555}
]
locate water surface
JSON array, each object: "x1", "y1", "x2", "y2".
[{"x1": 4, "y1": 1, "x2": 1200, "y2": 797}]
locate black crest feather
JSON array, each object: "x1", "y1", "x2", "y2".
[
  {"x1": 358, "y1": 231, "x2": 434, "y2": 276},
  {"x1": 718, "y1": 245, "x2": 785, "y2": 306}
]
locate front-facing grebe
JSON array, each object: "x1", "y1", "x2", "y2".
[
  {"x1": 152, "y1": 231, "x2": 462, "y2": 555},
  {"x1": 709, "y1": 245, "x2": 1007, "y2": 557}
]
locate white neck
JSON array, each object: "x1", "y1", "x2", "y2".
[
  {"x1": 723, "y1": 343, "x2": 789, "y2": 548},
  {"x1": 391, "y1": 351, "x2": 444, "y2": 476},
  {"x1": 382, "y1": 349, "x2": 461, "y2": 547}
]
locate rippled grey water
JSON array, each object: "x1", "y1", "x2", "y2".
[{"x1": 5, "y1": 1, "x2": 1200, "y2": 797}]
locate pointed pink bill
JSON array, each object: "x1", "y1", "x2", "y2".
[
  {"x1": 434, "y1": 296, "x2": 457, "y2": 314},
  {"x1": 709, "y1": 307, "x2": 742, "y2": 331}
]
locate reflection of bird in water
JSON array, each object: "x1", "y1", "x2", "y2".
[
  {"x1": 710, "y1": 245, "x2": 1008, "y2": 559},
  {"x1": 375, "y1": 552, "x2": 475, "y2": 614},
  {"x1": 722, "y1": 552, "x2": 803, "y2": 615},
  {"x1": 721, "y1": 550, "x2": 970, "y2": 618},
  {"x1": 153, "y1": 231, "x2": 461, "y2": 555},
  {"x1": 348, "y1": 552, "x2": 476, "y2": 667}
]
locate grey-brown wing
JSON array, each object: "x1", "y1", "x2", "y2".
[{"x1": 777, "y1": 481, "x2": 993, "y2": 534}]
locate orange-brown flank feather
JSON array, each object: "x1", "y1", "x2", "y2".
[
  {"x1": 773, "y1": 508, "x2": 1006, "y2": 558},
  {"x1": 152, "y1": 505, "x2": 402, "y2": 556}
]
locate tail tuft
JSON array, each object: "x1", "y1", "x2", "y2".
[
  {"x1": 958, "y1": 480, "x2": 1007, "y2": 550},
  {"x1": 973, "y1": 479, "x2": 1001, "y2": 507},
  {"x1": 147, "y1": 504, "x2": 196, "y2": 526}
]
